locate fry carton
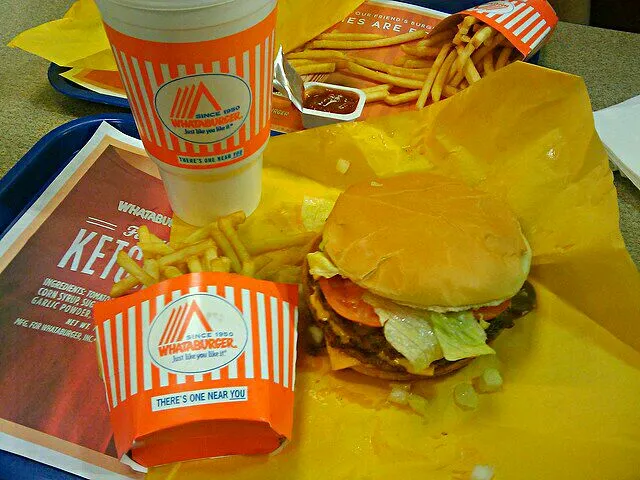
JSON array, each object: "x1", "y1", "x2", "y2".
[
  {"x1": 93, "y1": 272, "x2": 299, "y2": 470},
  {"x1": 429, "y1": 0, "x2": 558, "y2": 59}
]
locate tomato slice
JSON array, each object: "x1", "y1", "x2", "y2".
[
  {"x1": 473, "y1": 299, "x2": 511, "y2": 320},
  {"x1": 318, "y1": 276, "x2": 382, "y2": 327}
]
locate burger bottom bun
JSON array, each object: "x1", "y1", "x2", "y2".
[{"x1": 350, "y1": 358, "x2": 474, "y2": 381}]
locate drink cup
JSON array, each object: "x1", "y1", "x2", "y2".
[{"x1": 96, "y1": 0, "x2": 277, "y2": 226}]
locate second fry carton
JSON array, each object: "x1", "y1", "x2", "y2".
[
  {"x1": 94, "y1": 272, "x2": 299, "y2": 470},
  {"x1": 429, "y1": 0, "x2": 558, "y2": 59}
]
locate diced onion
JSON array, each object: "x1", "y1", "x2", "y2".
[
  {"x1": 474, "y1": 368, "x2": 503, "y2": 393},
  {"x1": 388, "y1": 386, "x2": 410, "y2": 405},
  {"x1": 336, "y1": 158, "x2": 351, "y2": 174},
  {"x1": 389, "y1": 382, "x2": 411, "y2": 392},
  {"x1": 301, "y1": 196, "x2": 337, "y2": 232},
  {"x1": 308, "y1": 325, "x2": 324, "y2": 345},
  {"x1": 306, "y1": 251, "x2": 340, "y2": 278},
  {"x1": 407, "y1": 393, "x2": 430, "y2": 417},
  {"x1": 471, "y1": 465, "x2": 495, "y2": 480},
  {"x1": 453, "y1": 383, "x2": 478, "y2": 411}
]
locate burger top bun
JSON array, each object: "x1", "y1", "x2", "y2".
[{"x1": 322, "y1": 173, "x2": 531, "y2": 310}]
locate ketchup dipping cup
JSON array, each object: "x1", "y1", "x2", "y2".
[
  {"x1": 95, "y1": 0, "x2": 277, "y2": 226},
  {"x1": 301, "y1": 82, "x2": 366, "y2": 129}
]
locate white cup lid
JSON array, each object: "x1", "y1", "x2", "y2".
[{"x1": 102, "y1": 0, "x2": 233, "y2": 11}]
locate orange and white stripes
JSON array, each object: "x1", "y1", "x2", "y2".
[
  {"x1": 95, "y1": 280, "x2": 298, "y2": 410},
  {"x1": 103, "y1": 7, "x2": 276, "y2": 170},
  {"x1": 110, "y1": 36, "x2": 275, "y2": 166},
  {"x1": 465, "y1": 0, "x2": 558, "y2": 57}
]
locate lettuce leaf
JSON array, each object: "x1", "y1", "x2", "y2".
[
  {"x1": 429, "y1": 311, "x2": 495, "y2": 361},
  {"x1": 371, "y1": 294, "x2": 494, "y2": 368},
  {"x1": 307, "y1": 251, "x2": 340, "y2": 278},
  {"x1": 301, "y1": 196, "x2": 337, "y2": 232},
  {"x1": 378, "y1": 308, "x2": 443, "y2": 371},
  {"x1": 369, "y1": 295, "x2": 443, "y2": 370},
  {"x1": 309, "y1": 255, "x2": 495, "y2": 367}
]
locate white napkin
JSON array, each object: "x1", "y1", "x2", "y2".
[{"x1": 594, "y1": 95, "x2": 640, "y2": 190}]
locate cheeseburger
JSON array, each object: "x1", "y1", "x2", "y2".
[{"x1": 303, "y1": 173, "x2": 536, "y2": 380}]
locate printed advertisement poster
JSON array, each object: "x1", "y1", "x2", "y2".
[{"x1": 0, "y1": 124, "x2": 170, "y2": 478}]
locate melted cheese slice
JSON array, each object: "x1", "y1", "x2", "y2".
[{"x1": 326, "y1": 344, "x2": 362, "y2": 370}]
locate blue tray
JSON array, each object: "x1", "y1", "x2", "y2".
[
  {"x1": 48, "y1": 63, "x2": 130, "y2": 109},
  {"x1": 48, "y1": 1, "x2": 542, "y2": 108},
  {"x1": 0, "y1": 113, "x2": 138, "y2": 239},
  {"x1": 0, "y1": 115, "x2": 139, "y2": 479},
  {"x1": 0, "y1": 450, "x2": 84, "y2": 480}
]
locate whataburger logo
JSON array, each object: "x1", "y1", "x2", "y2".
[
  {"x1": 157, "y1": 300, "x2": 230, "y2": 357},
  {"x1": 474, "y1": 1, "x2": 515, "y2": 14},
  {"x1": 155, "y1": 73, "x2": 251, "y2": 144},
  {"x1": 169, "y1": 82, "x2": 226, "y2": 126},
  {"x1": 148, "y1": 293, "x2": 248, "y2": 374}
]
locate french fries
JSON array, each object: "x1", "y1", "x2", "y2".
[
  {"x1": 385, "y1": 90, "x2": 421, "y2": 106},
  {"x1": 306, "y1": 30, "x2": 427, "y2": 50},
  {"x1": 324, "y1": 72, "x2": 363, "y2": 88},
  {"x1": 400, "y1": 44, "x2": 441, "y2": 58},
  {"x1": 287, "y1": 50, "x2": 348, "y2": 60},
  {"x1": 350, "y1": 56, "x2": 428, "y2": 80},
  {"x1": 209, "y1": 257, "x2": 232, "y2": 273},
  {"x1": 418, "y1": 29, "x2": 456, "y2": 47},
  {"x1": 138, "y1": 241, "x2": 174, "y2": 257},
  {"x1": 432, "y1": 49, "x2": 458, "y2": 102},
  {"x1": 110, "y1": 275, "x2": 141, "y2": 298},
  {"x1": 243, "y1": 231, "x2": 317, "y2": 256},
  {"x1": 187, "y1": 256, "x2": 203, "y2": 273},
  {"x1": 347, "y1": 63, "x2": 424, "y2": 90},
  {"x1": 117, "y1": 251, "x2": 156, "y2": 287},
  {"x1": 464, "y1": 59, "x2": 482, "y2": 84},
  {"x1": 385, "y1": 85, "x2": 459, "y2": 106},
  {"x1": 495, "y1": 46, "x2": 514, "y2": 70},
  {"x1": 393, "y1": 55, "x2": 408, "y2": 66},
  {"x1": 362, "y1": 84, "x2": 392, "y2": 103},
  {"x1": 285, "y1": 17, "x2": 520, "y2": 111},
  {"x1": 317, "y1": 32, "x2": 385, "y2": 41},
  {"x1": 287, "y1": 59, "x2": 315, "y2": 67},
  {"x1": 110, "y1": 212, "x2": 315, "y2": 297},
  {"x1": 416, "y1": 44, "x2": 452, "y2": 108},
  {"x1": 143, "y1": 259, "x2": 160, "y2": 281},
  {"x1": 156, "y1": 239, "x2": 216, "y2": 268},
  {"x1": 163, "y1": 266, "x2": 182, "y2": 279},
  {"x1": 110, "y1": 213, "x2": 241, "y2": 297},
  {"x1": 210, "y1": 227, "x2": 242, "y2": 273},
  {"x1": 404, "y1": 59, "x2": 434, "y2": 69},
  {"x1": 293, "y1": 62, "x2": 336, "y2": 76}
]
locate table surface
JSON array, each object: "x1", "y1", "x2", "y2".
[{"x1": 1, "y1": 0, "x2": 639, "y2": 268}]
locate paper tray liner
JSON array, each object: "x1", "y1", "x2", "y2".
[{"x1": 144, "y1": 62, "x2": 640, "y2": 479}]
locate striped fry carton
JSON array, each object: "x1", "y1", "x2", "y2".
[
  {"x1": 431, "y1": 0, "x2": 558, "y2": 59},
  {"x1": 93, "y1": 273, "x2": 299, "y2": 470}
]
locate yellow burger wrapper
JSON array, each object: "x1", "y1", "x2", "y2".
[
  {"x1": 8, "y1": 0, "x2": 364, "y2": 72},
  {"x1": 155, "y1": 62, "x2": 640, "y2": 479}
]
